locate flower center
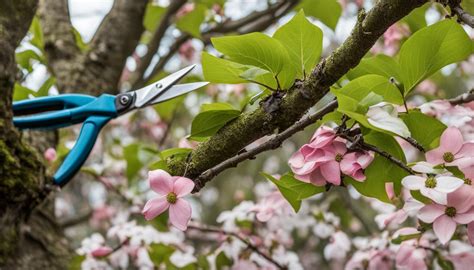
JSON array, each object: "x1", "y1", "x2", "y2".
[
  {"x1": 166, "y1": 192, "x2": 177, "y2": 204},
  {"x1": 335, "y1": 153, "x2": 343, "y2": 162},
  {"x1": 443, "y1": 152, "x2": 454, "y2": 163},
  {"x1": 445, "y1": 206, "x2": 456, "y2": 217},
  {"x1": 424, "y1": 176, "x2": 437, "y2": 188},
  {"x1": 465, "y1": 178, "x2": 472, "y2": 185}
]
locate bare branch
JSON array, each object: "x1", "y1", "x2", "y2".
[
  {"x1": 187, "y1": 224, "x2": 287, "y2": 269},
  {"x1": 128, "y1": 0, "x2": 187, "y2": 86},
  {"x1": 439, "y1": 0, "x2": 474, "y2": 28},
  {"x1": 448, "y1": 88, "x2": 474, "y2": 105},
  {"x1": 340, "y1": 133, "x2": 416, "y2": 175}
]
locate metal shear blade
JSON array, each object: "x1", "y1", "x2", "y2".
[
  {"x1": 147, "y1": 82, "x2": 209, "y2": 105},
  {"x1": 134, "y1": 64, "x2": 197, "y2": 107}
]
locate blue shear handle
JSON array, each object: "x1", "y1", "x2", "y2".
[{"x1": 54, "y1": 116, "x2": 111, "y2": 186}]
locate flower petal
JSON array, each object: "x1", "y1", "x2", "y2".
[
  {"x1": 421, "y1": 188, "x2": 447, "y2": 205},
  {"x1": 142, "y1": 197, "x2": 169, "y2": 220},
  {"x1": 439, "y1": 127, "x2": 463, "y2": 154},
  {"x1": 308, "y1": 168, "x2": 327, "y2": 186},
  {"x1": 169, "y1": 199, "x2": 192, "y2": 231},
  {"x1": 468, "y1": 222, "x2": 474, "y2": 246},
  {"x1": 149, "y1": 170, "x2": 174, "y2": 195},
  {"x1": 320, "y1": 161, "x2": 341, "y2": 185},
  {"x1": 425, "y1": 148, "x2": 446, "y2": 165},
  {"x1": 418, "y1": 204, "x2": 445, "y2": 223},
  {"x1": 435, "y1": 176, "x2": 464, "y2": 193},
  {"x1": 401, "y1": 175, "x2": 425, "y2": 190},
  {"x1": 433, "y1": 215, "x2": 457, "y2": 245},
  {"x1": 453, "y1": 207, "x2": 474, "y2": 224},
  {"x1": 447, "y1": 185, "x2": 474, "y2": 212},
  {"x1": 412, "y1": 162, "x2": 437, "y2": 174},
  {"x1": 458, "y1": 142, "x2": 474, "y2": 159},
  {"x1": 173, "y1": 177, "x2": 195, "y2": 197}
]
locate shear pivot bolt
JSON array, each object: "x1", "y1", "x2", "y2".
[
  {"x1": 156, "y1": 83, "x2": 162, "y2": 89},
  {"x1": 120, "y1": 95, "x2": 130, "y2": 105}
]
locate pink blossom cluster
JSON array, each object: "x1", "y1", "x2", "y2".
[
  {"x1": 399, "y1": 127, "x2": 474, "y2": 245},
  {"x1": 289, "y1": 126, "x2": 374, "y2": 186}
]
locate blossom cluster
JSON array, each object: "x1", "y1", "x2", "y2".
[{"x1": 289, "y1": 126, "x2": 374, "y2": 186}]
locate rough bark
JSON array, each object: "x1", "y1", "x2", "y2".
[
  {"x1": 39, "y1": 0, "x2": 148, "y2": 95},
  {"x1": 167, "y1": 0, "x2": 429, "y2": 184},
  {"x1": 1, "y1": 0, "x2": 149, "y2": 268},
  {"x1": 0, "y1": 0, "x2": 61, "y2": 267}
]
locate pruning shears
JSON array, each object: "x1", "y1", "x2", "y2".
[{"x1": 13, "y1": 65, "x2": 207, "y2": 187}]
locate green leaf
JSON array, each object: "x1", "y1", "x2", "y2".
[
  {"x1": 437, "y1": 254, "x2": 455, "y2": 270},
  {"x1": 401, "y1": 3, "x2": 428, "y2": 33},
  {"x1": 202, "y1": 52, "x2": 248, "y2": 84},
  {"x1": 262, "y1": 172, "x2": 325, "y2": 212},
  {"x1": 346, "y1": 131, "x2": 408, "y2": 202},
  {"x1": 13, "y1": 77, "x2": 54, "y2": 101},
  {"x1": 401, "y1": 111, "x2": 446, "y2": 150},
  {"x1": 16, "y1": 49, "x2": 43, "y2": 72},
  {"x1": 37, "y1": 77, "x2": 56, "y2": 97},
  {"x1": 335, "y1": 75, "x2": 404, "y2": 105},
  {"x1": 149, "y1": 243, "x2": 175, "y2": 266},
  {"x1": 72, "y1": 27, "x2": 89, "y2": 52},
  {"x1": 29, "y1": 16, "x2": 44, "y2": 51},
  {"x1": 215, "y1": 251, "x2": 232, "y2": 270},
  {"x1": 211, "y1": 33, "x2": 295, "y2": 88},
  {"x1": 399, "y1": 19, "x2": 473, "y2": 94},
  {"x1": 346, "y1": 54, "x2": 402, "y2": 82},
  {"x1": 190, "y1": 103, "x2": 241, "y2": 140},
  {"x1": 143, "y1": 3, "x2": 166, "y2": 32},
  {"x1": 176, "y1": 4, "x2": 207, "y2": 38},
  {"x1": 273, "y1": 10, "x2": 323, "y2": 78},
  {"x1": 123, "y1": 143, "x2": 159, "y2": 180},
  {"x1": 391, "y1": 233, "x2": 421, "y2": 244},
  {"x1": 69, "y1": 255, "x2": 85, "y2": 270},
  {"x1": 296, "y1": 0, "x2": 342, "y2": 30}
]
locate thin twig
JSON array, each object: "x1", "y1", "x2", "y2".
[
  {"x1": 194, "y1": 100, "x2": 338, "y2": 191},
  {"x1": 448, "y1": 89, "x2": 474, "y2": 105},
  {"x1": 187, "y1": 224, "x2": 287, "y2": 270},
  {"x1": 136, "y1": 0, "x2": 299, "y2": 87},
  {"x1": 59, "y1": 210, "x2": 93, "y2": 228},
  {"x1": 340, "y1": 134, "x2": 416, "y2": 174},
  {"x1": 439, "y1": 0, "x2": 474, "y2": 28}
]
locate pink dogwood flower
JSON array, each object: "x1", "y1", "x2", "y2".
[
  {"x1": 395, "y1": 228, "x2": 428, "y2": 270},
  {"x1": 289, "y1": 139, "x2": 347, "y2": 186},
  {"x1": 340, "y1": 151, "x2": 374, "y2": 181},
  {"x1": 142, "y1": 170, "x2": 194, "y2": 231},
  {"x1": 250, "y1": 191, "x2": 292, "y2": 222},
  {"x1": 44, "y1": 147, "x2": 57, "y2": 162},
  {"x1": 425, "y1": 127, "x2": 474, "y2": 167},
  {"x1": 91, "y1": 246, "x2": 113, "y2": 258},
  {"x1": 418, "y1": 187, "x2": 474, "y2": 244},
  {"x1": 401, "y1": 173, "x2": 464, "y2": 205}
]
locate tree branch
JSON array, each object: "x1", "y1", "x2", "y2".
[
  {"x1": 168, "y1": 0, "x2": 428, "y2": 186},
  {"x1": 135, "y1": 0, "x2": 299, "y2": 87},
  {"x1": 128, "y1": 0, "x2": 187, "y2": 86},
  {"x1": 187, "y1": 224, "x2": 287, "y2": 269},
  {"x1": 340, "y1": 133, "x2": 416, "y2": 174},
  {"x1": 440, "y1": 0, "x2": 474, "y2": 28},
  {"x1": 38, "y1": 0, "x2": 81, "y2": 88},
  {"x1": 448, "y1": 88, "x2": 474, "y2": 105},
  {"x1": 194, "y1": 100, "x2": 338, "y2": 191}
]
